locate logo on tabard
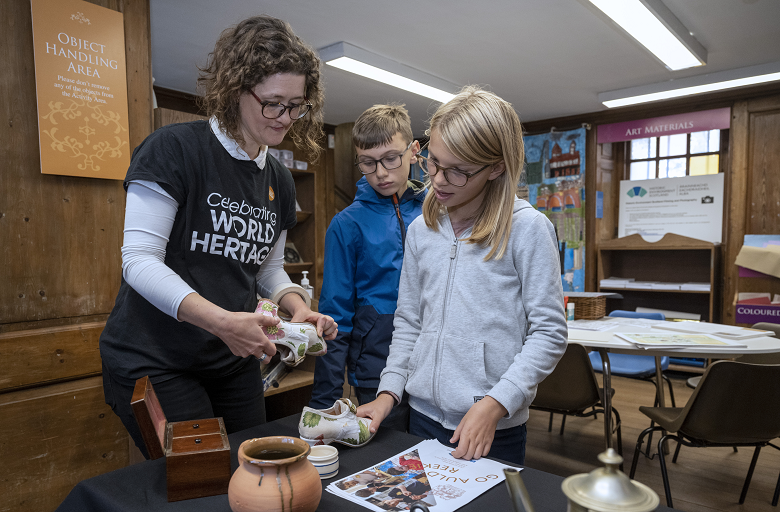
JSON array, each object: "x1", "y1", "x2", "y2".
[
  {"x1": 268, "y1": 186, "x2": 275, "y2": 201},
  {"x1": 626, "y1": 186, "x2": 647, "y2": 198},
  {"x1": 701, "y1": 195, "x2": 714, "y2": 204}
]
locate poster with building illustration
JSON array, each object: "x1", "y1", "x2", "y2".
[{"x1": 523, "y1": 127, "x2": 586, "y2": 292}]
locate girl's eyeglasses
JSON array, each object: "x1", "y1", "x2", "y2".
[{"x1": 416, "y1": 141, "x2": 490, "y2": 187}]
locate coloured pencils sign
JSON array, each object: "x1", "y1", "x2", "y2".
[{"x1": 30, "y1": 0, "x2": 130, "y2": 180}]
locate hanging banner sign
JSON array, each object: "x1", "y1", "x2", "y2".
[
  {"x1": 30, "y1": 0, "x2": 130, "y2": 180},
  {"x1": 597, "y1": 108, "x2": 730, "y2": 144},
  {"x1": 524, "y1": 127, "x2": 587, "y2": 293}
]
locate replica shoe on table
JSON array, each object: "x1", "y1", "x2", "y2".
[
  {"x1": 298, "y1": 398, "x2": 374, "y2": 448},
  {"x1": 255, "y1": 298, "x2": 327, "y2": 367}
]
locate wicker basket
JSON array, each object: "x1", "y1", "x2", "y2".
[{"x1": 567, "y1": 295, "x2": 606, "y2": 320}]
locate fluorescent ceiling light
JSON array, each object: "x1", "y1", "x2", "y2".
[
  {"x1": 599, "y1": 61, "x2": 780, "y2": 108},
  {"x1": 319, "y1": 42, "x2": 457, "y2": 103},
  {"x1": 589, "y1": 0, "x2": 706, "y2": 71}
]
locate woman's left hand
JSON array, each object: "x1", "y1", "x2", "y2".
[
  {"x1": 449, "y1": 395, "x2": 507, "y2": 460},
  {"x1": 291, "y1": 309, "x2": 338, "y2": 340}
]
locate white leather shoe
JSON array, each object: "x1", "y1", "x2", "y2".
[
  {"x1": 298, "y1": 399, "x2": 374, "y2": 447},
  {"x1": 255, "y1": 298, "x2": 327, "y2": 367}
]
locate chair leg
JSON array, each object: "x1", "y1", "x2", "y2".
[
  {"x1": 646, "y1": 423, "x2": 655, "y2": 457},
  {"x1": 548, "y1": 413, "x2": 553, "y2": 433},
  {"x1": 672, "y1": 440, "x2": 682, "y2": 463},
  {"x1": 657, "y1": 435, "x2": 674, "y2": 509},
  {"x1": 739, "y1": 446, "x2": 762, "y2": 504},
  {"x1": 661, "y1": 374, "x2": 676, "y2": 407},
  {"x1": 772, "y1": 468, "x2": 779, "y2": 506},
  {"x1": 630, "y1": 425, "x2": 661, "y2": 479},
  {"x1": 734, "y1": 446, "x2": 739, "y2": 453},
  {"x1": 613, "y1": 408, "x2": 624, "y2": 471},
  {"x1": 559, "y1": 414, "x2": 567, "y2": 436}
]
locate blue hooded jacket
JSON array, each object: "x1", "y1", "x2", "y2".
[{"x1": 310, "y1": 177, "x2": 426, "y2": 408}]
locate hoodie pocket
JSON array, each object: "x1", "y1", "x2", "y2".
[
  {"x1": 405, "y1": 333, "x2": 491, "y2": 414},
  {"x1": 436, "y1": 334, "x2": 492, "y2": 414},
  {"x1": 404, "y1": 332, "x2": 438, "y2": 403}
]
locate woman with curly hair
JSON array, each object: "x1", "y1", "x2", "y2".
[{"x1": 99, "y1": 15, "x2": 337, "y2": 458}]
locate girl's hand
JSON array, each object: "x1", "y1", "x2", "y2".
[
  {"x1": 450, "y1": 396, "x2": 507, "y2": 460},
  {"x1": 357, "y1": 393, "x2": 395, "y2": 433}
]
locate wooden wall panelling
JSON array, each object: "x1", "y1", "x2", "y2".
[
  {"x1": 0, "y1": 322, "x2": 104, "y2": 393},
  {"x1": 1, "y1": 0, "x2": 152, "y2": 327},
  {"x1": 314, "y1": 128, "x2": 335, "y2": 297},
  {"x1": 0, "y1": 377, "x2": 129, "y2": 512},
  {"x1": 1, "y1": 1, "x2": 152, "y2": 510},
  {"x1": 153, "y1": 107, "x2": 206, "y2": 129},
  {"x1": 583, "y1": 127, "x2": 597, "y2": 291},
  {"x1": 334, "y1": 122, "x2": 357, "y2": 213},
  {"x1": 594, "y1": 143, "x2": 616, "y2": 243},
  {"x1": 723, "y1": 94, "x2": 780, "y2": 324},
  {"x1": 746, "y1": 108, "x2": 780, "y2": 234}
]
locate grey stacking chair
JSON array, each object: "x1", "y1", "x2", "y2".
[{"x1": 629, "y1": 360, "x2": 780, "y2": 508}]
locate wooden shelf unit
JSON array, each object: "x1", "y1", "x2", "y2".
[{"x1": 597, "y1": 233, "x2": 721, "y2": 322}]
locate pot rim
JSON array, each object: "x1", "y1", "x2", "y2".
[{"x1": 239, "y1": 436, "x2": 311, "y2": 466}]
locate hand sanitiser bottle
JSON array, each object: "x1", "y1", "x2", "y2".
[{"x1": 300, "y1": 271, "x2": 314, "y2": 298}]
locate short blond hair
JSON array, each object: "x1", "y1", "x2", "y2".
[
  {"x1": 422, "y1": 86, "x2": 525, "y2": 261},
  {"x1": 352, "y1": 104, "x2": 413, "y2": 150}
]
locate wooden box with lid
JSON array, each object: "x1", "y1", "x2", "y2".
[{"x1": 131, "y1": 376, "x2": 231, "y2": 502}]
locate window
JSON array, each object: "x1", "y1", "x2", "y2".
[{"x1": 628, "y1": 129, "x2": 722, "y2": 180}]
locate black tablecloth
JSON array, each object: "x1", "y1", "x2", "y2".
[{"x1": 56, "y1": 414, "x2": 674, "y2": 511}]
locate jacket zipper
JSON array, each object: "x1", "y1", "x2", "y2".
[
  {"x1": 432, "y1": 230, "x2": 460, "y2": 413},
  {"x1": 392, "y1": 193, "x2": 406, "y2": 253}
]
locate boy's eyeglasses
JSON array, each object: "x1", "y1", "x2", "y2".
[
  {"x1": 355, "y1": 141, "x2": 414, "y2": 175},
  {"x1": 248, "y1": 89, "x2": 312, "y2": 120},
  {"x1": 416, "y1": 141, "x2": 490, "y2": 187}
]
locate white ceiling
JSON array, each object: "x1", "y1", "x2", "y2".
[{"x1": 150, "y1": 0, "x2": 780, "y2": 137}]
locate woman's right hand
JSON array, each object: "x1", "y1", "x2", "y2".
[
  {"x1": 176, "y1": 293, "x2": 279, "y2": 361},
  {"x1": 356, "y1": 393, "x2": 395, "y2": 434},
  {"x1": 216, "y1": 310, "x2": 281, "y2": 361}
]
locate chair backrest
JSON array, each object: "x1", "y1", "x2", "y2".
[
  {"x1": 736, "y1": 323, "x2": 780, "y2": 364},
  {"x1": 608, "y1": 310, "x2": 666, "y2": 321},
  {"x1": 533, "y1": 344, "x2": 602, "y2": 412},
  {"x1": 678, "y1": 361, "x2": 780, "y2": 444},
  {"x1": 752, "y1": 322, "x2": 780, "y2": 337}
]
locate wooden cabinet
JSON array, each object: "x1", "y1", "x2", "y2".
[{"x1": 597, "y1": 233, "x2": 721, "y2": 322}]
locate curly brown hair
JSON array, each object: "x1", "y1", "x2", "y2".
[{"x1": 197, "y1": 15, "x2": 324, "y2": 161}]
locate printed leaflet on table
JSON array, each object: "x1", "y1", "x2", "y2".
[
  {"x1": 615, "y1": 333, "x2": 746, "y2": 349},
  {"x1": 653, "y1": 322, "x2": 775, "y2": 340},
  {"x1": 327, "y1": 439, "x2": 513, "y2": 512}
]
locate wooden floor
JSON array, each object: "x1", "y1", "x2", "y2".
[{"x1": 524, "y1": 373, "x2": 780, "y2": 512}]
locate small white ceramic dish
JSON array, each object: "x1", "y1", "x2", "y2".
[{"x1": 307, "y1": 444, "x2": 339, "y2": 479}]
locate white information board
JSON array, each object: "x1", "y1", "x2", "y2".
[{"x1": 618, "y1": 174, "x2": 724, "y2": 243}]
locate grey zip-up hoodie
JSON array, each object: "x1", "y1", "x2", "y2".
[{"x1": 378, "y1": 198, "x2": 568, "y2": 430}]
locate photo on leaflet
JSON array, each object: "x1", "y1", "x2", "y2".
[{"x1": 333, "y1": 449, "x2": 436, "y2": 511}]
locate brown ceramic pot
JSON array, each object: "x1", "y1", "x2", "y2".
[{"x1": 228, "y1": 436, "x2": 322, "y2": 512}]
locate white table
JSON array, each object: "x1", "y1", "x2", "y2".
[{"x1": 567, "y1": 323, "x2": 780, "y2": 451}]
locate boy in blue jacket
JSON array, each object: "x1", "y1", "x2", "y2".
[{"x1": 310, "y1": 104, "x2": 425, "y2": 431}]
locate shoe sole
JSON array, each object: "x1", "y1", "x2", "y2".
[{"x1": 300, "y1": 435, "x2": 374, "y2": 449}]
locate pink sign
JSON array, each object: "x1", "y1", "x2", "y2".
[{"x1": 597, "y1": 108, "x2": 731, "y2": 144}]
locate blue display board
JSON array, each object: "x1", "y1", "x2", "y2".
[{"x1": 523, "y1": 128, "x2": 586, "y2": 292}]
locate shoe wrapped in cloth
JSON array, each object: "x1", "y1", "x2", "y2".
[
  {"x1": 255, "y1": 298, "x2": 327, "y2": 367},
  {"x1": 298, "y1": 398, "x2": 374, "y2": 447}
]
